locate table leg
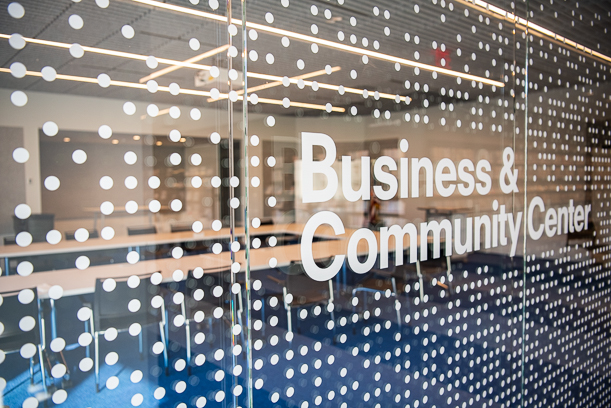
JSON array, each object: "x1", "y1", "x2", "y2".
[
  {"x1": 416, "y1": 261, "x2": 424, "y2": 301},
  {"x1": 50, "y1": 299, "x2": 57, "y2": 340}
]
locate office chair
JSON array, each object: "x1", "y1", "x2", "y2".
[
  {"x1": 270, "y1": 259, "x2": 336, "y2": 341},
  {"x1": 351, "y1": 254, "x2": 402, "y2": 331},
  {"x1": 89, "y1": 273, "x2": 168, "y2": 392},
  {"x1": 65, "y1": 229, "x2": 99, "y2": 240},
  {"x1": 127, "y1": 225, "x2": 157, "y2": 236},
  {"x1": 169, "y1": 265, "x2": 243, "y2": 374},
  {"x1": 170, "y1": 223, "x2": 193, "y2": 233},
  {"x1": 0, "y1": 288, "x2": 47, "y2": 393}
]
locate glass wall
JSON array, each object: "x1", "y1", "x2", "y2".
[{"x1": 1, "y1": 0, "x2": 610, "y2": 407}]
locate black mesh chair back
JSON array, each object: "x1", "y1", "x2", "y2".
[
  {"x1": 0, "y1": 289, "x2": 40, "y2": 352},
  {"x1": 184, "y1": 266, "x2": 232, "y2": 320},
  {"x1": 285, "y1": 259, "x2": 332, "y2": 306},
  {"x1": 65, "y1": 229, "x2": 99, "y2": 240},
  {"x1": 170, "y1": 223, "x2": 192, "y2": 233},
  {"x1": 127, "y1": 225, "x2": 157, "y2": 236},
  {"x1": 93, "y1": 274, "x2": 161, "y2": 332}
]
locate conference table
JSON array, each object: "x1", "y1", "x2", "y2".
[{"x1": 0, "y1": 223, "x2": 447, "y2": 330}]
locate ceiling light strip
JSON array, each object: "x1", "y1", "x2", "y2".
[
  {"x1": 236, "y1": 66, "x2": 341, "y2": 95},
  {"x1": 0, "y1": 68, "x2": 341, "y2": 111},
  {"x1": 1, "y1": 35, "x2": 402, "y2": 104},
  {"x1": 139, "y1": 44, "x2": 230, "y2": 83},
  {"x1": 128, "y1": 0, "x2": 504, "y2": 87},
  {"x1": 457, "y1": 0, "x2": 611, "y2": 64},
  {"x1": 0, "y1": 34, "x2": 213, "y2": 70}
]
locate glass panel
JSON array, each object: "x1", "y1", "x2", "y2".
[
  {"x1": 243, "y1": 1, "x2": 524, "y2": 407},
  {"x1": 522, "y1": 2, "x2": 611, "y2": 407},
  {"x1": 2, "y1": 0, "x2": 611, "y2": 407},
  {"x1": 0, "y1": 0, "x2": 245, "y2": 407}
]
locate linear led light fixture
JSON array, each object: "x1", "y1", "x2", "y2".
[
  {"x1": 129, "y1": 0, "x2": 504, "y2": 87},
  {"x1": 455, "y1": 0, "x2": 611, "y2": 64},
  {"x1": 0, "y1": 33, "x2": 213, "y2": 71},
  {"x1": 0, "y1": 68, "x2": 343, "y2": 112},
  {"x1": 237, "y1": 66, "x2": 341, "y2": 95},
  {"x1": 0, "y1": 34, "x2": 375, "y2": 107},
  {"x1": 209, "y1": 66, "x2": 344, "y2": 102},
  {"x1": 139, "y1": 44, "x2": 230, "y2": 83}
]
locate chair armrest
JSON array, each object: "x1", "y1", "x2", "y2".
[{"x1": 267, "y1": 275, "x2": 285, "y2": 285}]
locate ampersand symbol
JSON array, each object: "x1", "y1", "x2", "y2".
[{"x1": 500, "y1": 147, "x2": 518, "y2": 193}]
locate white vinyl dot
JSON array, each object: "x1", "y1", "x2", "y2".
[
  {"x1": 171, "y1": 199, "x2": 183, "y2": 211},
  {"x1": 42, "y1": 121, "x2": 59, "y2": 136},
  {"x1": 69, "y1": 43, "x2": 84, "y2": 58},
  {"x1": 44, "y1": 176, "x2": 60, "y2": 191},
  {"x1": 127, "y1": 251, "x2": 140, "y2": 264},
  {"x1": 147, "y1": 80, "x2": 158, "y2": 93},
  {"x1": 46, "y1": 230, "x2": 62, "y2": 244},
  {"x1": 132, "y1": 393, "x2": 144, "y2": 407},
  {"x1": 169, "y1": 152, "x2": 182, "y2": 165},
  {"x1": 210, "y1": 132, "x2": 221, "y2": 144},
  {"x1": 125, "y1": 200, "x2": 138, "y2": 214},
  {"x1": 14, "y1": 203, "x2": 31, "y2": 219},
  {"x1": 11, "y1": 90, "x2": 27, "y2": 107},
  {"x1": 191, "y1": 153, "x2": 202, "y2": 165},
  {"x1": 147, "y1": 104, "x2": 159, "y2": 117},
  {"x1": 20, "y1": 343, "x2": 36, "y2": 359},
  {"x1": 122, "y1": 25, "x2": 135, "y2": 39},
  {"x1": 12, "y1": 147, "x2": 29, "y2": 163},
  {"x1": 169, "y1": 106, "x2": 180, "y2": 118},
  {"x1": 8, "y1": 2, "x2": 25, "y2": 19},
  {"x1": 15, "y1": 231, "x2": 32, "y2": 247},
  {"x1": 189, "y1": 38, "x2": 200, "y2": 50},
  {"x1": 48, "y1": 285, "x2": 63, "y2": 300},
  {"x1": 266, "y1": 116, "x2": 275, "y2": 127},
  {"x1": 98, "y1": 125, "x2": 112, "y2": 139},
  {"x1": 79, "y1": 357, "x2": 93, "y2": 372},
  {"x1": 169, "y1": 129, "x2": 181, "y2": 142},
  {"x1": 149, "y1": 200, "x2": 161, "y2": 213},
  {"x1": 124, "y1": 151, "x2": 137, "y2": 165},
  {"x1": 148, "y1": 176, "x2": 161, "y2": 189},
  {"x1": 192, "y1": 221, "x2": 203, "y2": 233},
  {"x1": 75, "y1": 255, "x2": 90, "y2": 270},
  {"x1": 125, "y1": 176, "x2": 138, "y2": 189},
  {"x1": 169, "y1": 83, "x2": 180, "y2": 95},
  {"x1": 72, "y1": 149, "x2": 87, "y2": 164},
  {"x1": 18, "y1": 289, "x2": 35, "y2": 304},
  {"x1": 100, "y1": 176, "x2": 113, "y2": 189},
  {"x1": 190, "y1": 108, "x2": 202, "y2": 120},
  {"x1": 101, "y1": 226, "x2": 115, "y2": 240},
  {"x1": 50, "y1": 338, "x2": 66, "y2": 353},
  {"x1": 41, "y1": 66, "x2": 56, "y2": 82},
  {"x1": 10, "y1": 62, "x2": 26, "y2": 78},
  {"x1": 146, "y1": 56, "x2": 158, "y2": 69},
  {"x1": 97, "y1": 73, "x2": 111, "y2": 87},
  {"x1": 68, "y1": 14, "x2": 83, "y2": 29},
  {"x1": 123, "y1": 102, "x2": 136, "y2": 115},
  {"x1": 74, "y1": 228, "x2": 89, "y2": 242},
  {"x1": 51, "y1": 390, "x2": 68, "y2": 405},
  {"x1": 16, "y1": 261, "x2": 33, "y2": 276},
  {"x1": 106, "y1": 376, "x2": 119, "y2": 390},
  {"x1": 211, "y1": 176, "x2": 221, "y2": 188},
  {"x1": 9, "y1": 33, "x2": 26, "y2": 49},
  {"x1": 267, "y1": 156, "x2": 276, "y2": 167},
  {"x1": 95, "y1": 0, "x2": 109, "y2": 7},
  {"x1": 22, "y1": 398, "x2": 38, "y2": 408}
]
